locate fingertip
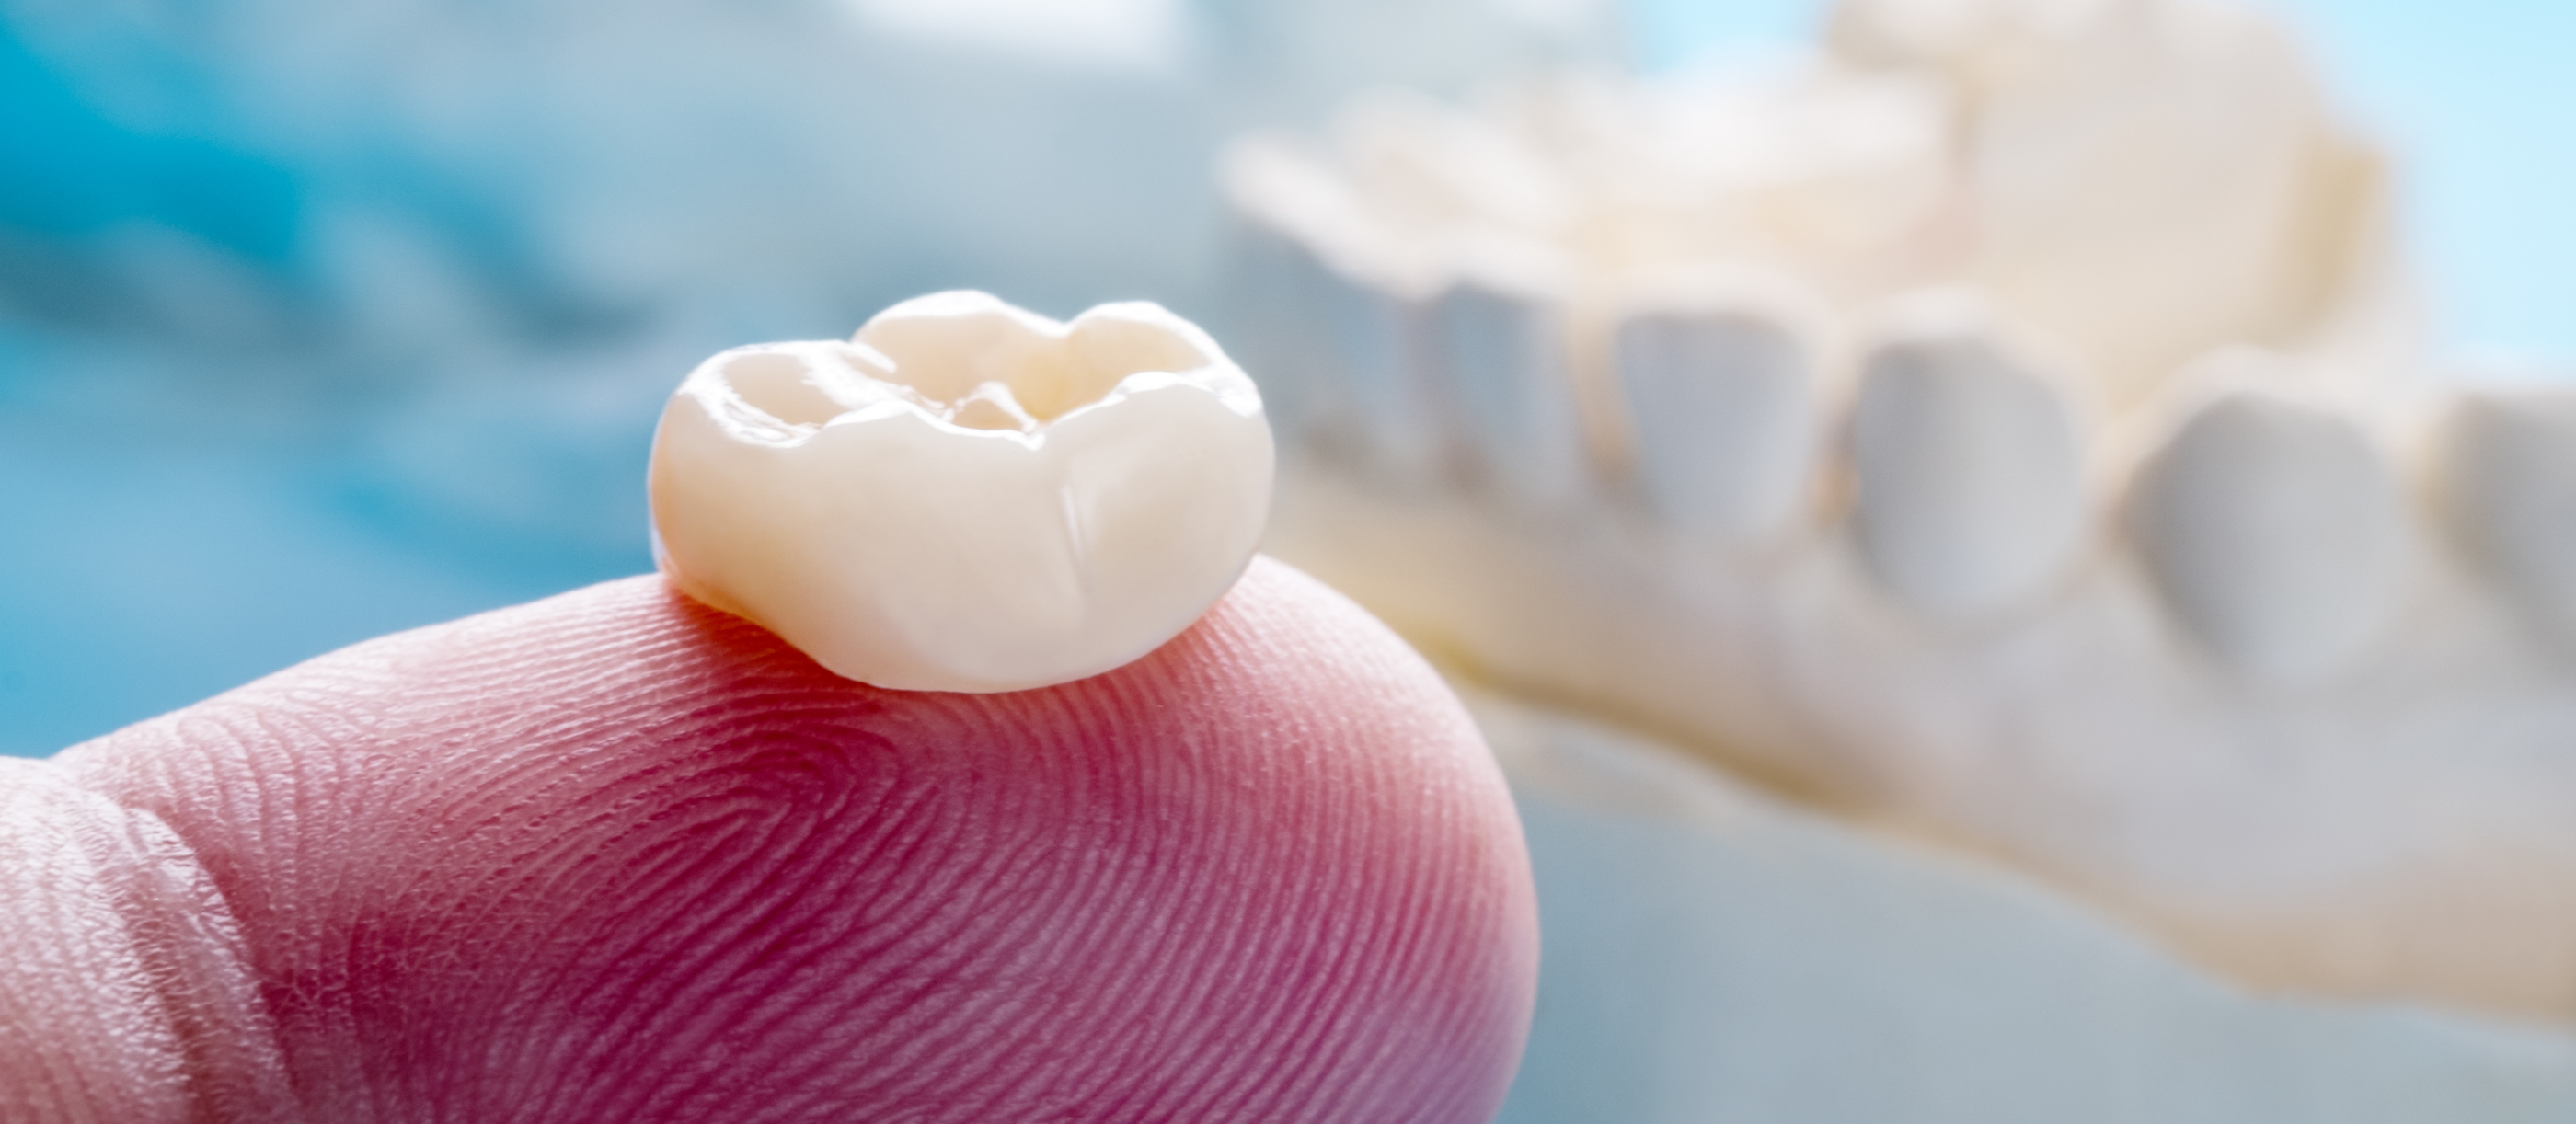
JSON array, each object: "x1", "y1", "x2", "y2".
[
  {"x1": 50, "y1": 558, "x2": 1535, "y2": 1122},
  {"x1": 0, "y1": 758, "x2": 293, "y2": 1124}
]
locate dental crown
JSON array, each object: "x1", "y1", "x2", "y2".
[{"x1": 649, "y1": 292, "x2": 1274, "y2": 693}]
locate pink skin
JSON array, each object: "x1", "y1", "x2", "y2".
[{"x1": 1, "y1": 556, "x2": 1538, "y2": 1123}]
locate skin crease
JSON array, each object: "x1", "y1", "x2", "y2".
[{"x1": 1, "y1": 556, "x2": 1539, "y2": 1123}]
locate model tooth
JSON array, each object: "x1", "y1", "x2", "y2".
[
  {"x1": 648, "y1": 292, "x2": 1274, "y2": 693},
  {"x1": 1611, "y1": 282, "x2": 1825, "y2": 544},
  {"x1": 2127, "y1": 359, "x2": 2410, "y2": 680},
  {"x1": 1848, "y1": 300, "x2": 2089, "y2": 617},
  {"x1": 1424, "y1": 245, "x2": 1586, "y2": 501},
  {"x1": 1329, "y1": 87, "x2": 1572, "y2": 238},
  {"x1": 1220, "y1": 136, "x2": 1438, "y2": 466},
  {"x1": 1312, "y1": 255, "x2": 1443, "y2": 478},
  {"x1": 2440, "y1": 385, "x2": 2576, "y2": 639},
  {"x1": 1830, "y1": 0, "x2": 2400, "y2": 405},
  {"x1": 1225, "y1": 213, "x2": 1340, "y2": 441}
]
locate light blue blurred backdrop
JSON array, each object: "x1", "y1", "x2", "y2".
[{"x1": 0, "y1": 0, "x2": 2569, "y2": 755}]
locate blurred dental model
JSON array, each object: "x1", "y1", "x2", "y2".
[{"x1": 1222, "y1": 0, "x2": 2576, "y2": 1034}]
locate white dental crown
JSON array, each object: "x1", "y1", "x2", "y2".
[{"x1": 649, "y1": 292, "x2": 1274, "y2": 694}]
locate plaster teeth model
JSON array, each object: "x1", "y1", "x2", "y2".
[
  {"x1": 1610, "y1": 277, "x2": 1828, "y2": 544},
  {"x1": 1825, "y1": 0, "x2": 2406, "y2": 403},
  {"x1": 2126, "y1": 354, "x2": 2415, "y2": 680},
  {"x1": 2442, "y1": 386, "x2": 2576, "y2": 645},
  {"x1": 1426, "y1": 261, "x2": 1589, "y2": 502},
  {"x1": 1220, "y1": 0, "x2": 2576, "y2": 1035},
  {"x1": 648, "y1": 292, "x2": 1272, "y2": 694},
  {"x1": 1848, "y1": 293, "x2": 2092, "y2": 618}
]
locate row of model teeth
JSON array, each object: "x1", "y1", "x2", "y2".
[{"x1": 1225, "y1": 200, "x2": 2576, "y2": 683}]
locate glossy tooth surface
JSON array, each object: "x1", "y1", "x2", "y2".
[
  {"x1": 2440, "y1": 386, "x2": 2576, "y2": 639},
  {"x1": 1848, "y1": 306, "x2": 2088, "y2": 617},
  {"x1": 1613, "y1": 288, "x2": 1823, "y2": 544},
  {"x1": 2128, "y1": 376, "x2": 2409, "y2": 680},
  {"x1": 649, "y1": 292, "x2": 1274, "y2": 693}
]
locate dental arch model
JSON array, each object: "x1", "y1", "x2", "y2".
[
  {"x1": 649, "y1": 291, "x2": 1274, "y2": 693},
  {"x1": 1221, "y1": 0, "x2": 2576, "y2": 1022}
]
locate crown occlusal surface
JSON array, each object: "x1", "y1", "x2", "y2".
[{"x1": 649, "y1": 292, "x2": 1274, "y2": 693}]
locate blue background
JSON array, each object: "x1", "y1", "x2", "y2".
[{"x1": 1, "y1": 0, "x2": 2570, "y2": 755}]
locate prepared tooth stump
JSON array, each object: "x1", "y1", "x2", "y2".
[{"x1": 649, "y1": 292, "x2": 1275, "y2": 693}]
